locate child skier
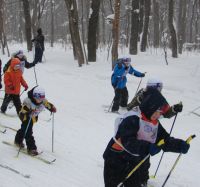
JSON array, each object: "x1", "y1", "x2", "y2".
[
  {"x1": 103, "y1": 88, "x2": 191, "y2": 187},
  {"x1": 3, "y1": 50, "x2": 36, "y2": 74},
  {"x1": 1, "y1": 58, "x2": 28, "y2": 114},
  {"x1": 111, "y1": 57, "x2": 145, "y2": 112},
  {"x1": 127, "y1": 78, "x2": 183, "y2": 118},
  {"x1": 15, "y1": 86, "x2": 56, "y2": 156}
]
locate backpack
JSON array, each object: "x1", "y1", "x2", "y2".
[{"x1": 3, "y1": 60, "x2": 11, "y2": 73}]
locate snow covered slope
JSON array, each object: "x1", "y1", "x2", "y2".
[{"x1": 0, "y1": 45, "x2": 199, "y2": 187}]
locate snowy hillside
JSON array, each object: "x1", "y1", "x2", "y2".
[{"x1": 0, "y1": 45, "x2": 199, "y2": 187}]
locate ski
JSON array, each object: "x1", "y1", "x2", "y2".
[
  {"x1": 0, "y1": 163, "x2": 30, "y2": 178},
  {"x1": 0, "y1": 123, "x2": 17, "y2": 132},
  {"x1": 191, "y1": 111, "x2": 200, "y2": 117},
  {"x1": 2, "y1": 141, "x2": 56, "y2": 165}
]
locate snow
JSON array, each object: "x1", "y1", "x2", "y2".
[{"x1": 0, "y1": 45, "x2": 200, "y2": 187}]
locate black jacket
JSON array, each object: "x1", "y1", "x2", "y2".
[{"x1": 103, "y1": 115, "x2": 184, "y2": 161}]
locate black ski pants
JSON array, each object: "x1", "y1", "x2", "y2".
[
  {"x1": 15, "y1": 118, "x2": 37, "y2": 151},
  {"x1": 104, "y1": 157, "x2": 150, "y2": 187},
  {"x1": 112, "y1": 87, "x2": 128, "y2": 112},
  {"x1": 1, "y1": 93, "x2": 21, "y2": 114}
]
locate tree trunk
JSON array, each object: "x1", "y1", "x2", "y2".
[
  {"x1": 141, "y1": 0, "x2": 151, "y2": 52},
  {"x1": 177, "y1": 0, "x2": 187, "y2": 54},
  {"x1": 168, "y1": 0, "x2": 178, "y2": 58},
  {"x1": 87, "y1": 0, "x2": 101, "y2": 62},
  {"x1": 21, "y1": 0, "x2": 32, "y2": 51},
  {"x1": 111, "y1": 0, "x2": 121, "y2": 69},
  {"x1": 129, "y1": 0, "x2": 139, "y2": 55},
  {"x1": 50, "y1": 0, "x2": 54, "y2": 47},
  {"x1": 64, "y1": 0, "x2": 85, "y2": 67},
  {"x1": 153, "y1": 0, "x2": 160, "y2": 48},
  {"x1": 189, "y1": 0, "x2": 197, "y2": 43}
]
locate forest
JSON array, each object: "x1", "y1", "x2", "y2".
[{"x1": 0, "y1": 0, "x2": 200, "y2": 66}]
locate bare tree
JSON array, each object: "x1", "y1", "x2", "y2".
[
  {"x1": 0, "y1": 0, "x2": 9, "y2": 56},
  {"x1": 87, "y1": 0, "x2": 101, "y2": 62},
  {"x1": 177, "y1": 0, "x2": 187, "y2": 54},
  {"x1": 50, "y1": 0, "x2": 55, "y2": 47},
  {"x1": 111, "y1": 0, "x2": 121, "y2": 68},
  {"x1": 153, "y1": 0, "x2": 160, "y2": 48},
  {"x1": 129, "y1": 0, "x2": 139, "y2": 55},
  {"x1": 21, "y1": 0, "x2": 32, "y2": 51},
  {"x1": 141, "y1": 0, "x2": 151, "y2": 52},
  {"x1": 64, "y1": 0, "x2": 85, "y2": 67},
  {"x1": 168, "y1": 0, "x2": 178, "y2": 57}
]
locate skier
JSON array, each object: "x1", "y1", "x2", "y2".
[
  {"x1": 15, "y1": 86, "x2": 56, "y2": 156},
  {"x1": 32, "y1": 28, "x2": 45, "y2": 63},
  {"x1": 0, "y1": 59, "x2": 2, "y2": 90},
  {"x1": 111, "y1": 57, "x2": 145, "y2": 112},
  {"x1": 103, "y1": 88, "x2": 190, "y2": 187},
  {"x1": 3, "y1": 50, "x2": 36, "y2": 74},
  {"x1": 1, "y1": 58, "x2": 28, "y2": 114},
  {"x1": 127, "y1": 78, "x2": 183, "y2": 118}
]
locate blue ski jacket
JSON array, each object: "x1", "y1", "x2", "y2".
[{"x1": 111, "y1": 62, "x2": 144, "y2": 89}]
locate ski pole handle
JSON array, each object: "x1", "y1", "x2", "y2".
[{"x1": 186, "y1": 134, "x2": 196, "y2": 144}]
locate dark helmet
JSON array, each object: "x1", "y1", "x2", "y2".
[{"x1": 139, "y1": 88, "x2": 168, "y2": 119}]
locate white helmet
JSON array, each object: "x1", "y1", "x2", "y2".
[
  {"x1": 146, "y1": 78, "x2": 163, "y2": 92},
  {"x1": 33, "y1": 86, "x2": 45, "y2": 101}
]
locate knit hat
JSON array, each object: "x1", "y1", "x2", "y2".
[
  {"x1": 33, "y1": 86, "x2": 45, "y2": 101},
  {"x1": 146, "y1": 78, "x2": 163, "y2": 92},
  {"x1": 139, "y1": 88, "x2": 168, "y2": 119}
]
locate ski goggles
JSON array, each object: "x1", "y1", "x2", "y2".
[{"x1": 33, "y1": 93, "x2": 45, "y2": 101}]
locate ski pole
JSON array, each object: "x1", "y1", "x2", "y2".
[
  {"x1": 152, "y1": 113, "x2": 178, "y2": 178},
  {"x1": 52, "y1": 113, "x2": 55, "y2": 152},
  {"x1": 118, "y1": 139, "x2": 165, "y2": 187},
  {"x1": 134, "y1": 73, "x2": 146, "y2": 96},
  {"x1": 161, "y1": 134, "x2": 196, "y2": 187},
  {"x1": 16, "y1": 115, "x2": 33, "y2": 157},
  {"x1": 107, "y1": 98, "x2": 114, "y2": 112},
  {"x1": 33, "y1": 66, "x2": 38, "y2": 86}
]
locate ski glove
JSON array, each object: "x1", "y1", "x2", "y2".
[
  {"x1": 141, "y1": 73, "x2": 145, "y2": 77},
  {"x1": 149, "y1": 143, "x2": 162, "y2": 156},
  {"x1": 50, "y1": 105, "x2": 57, "y2": 113},
  {"x1": 173, "y1": 103, "x2": 183, "y2": 113},
  {"x1": 24, "y1": 85, "x2": 28, "y2": 91},
  {"x1": 180, "y1": 141, "x2": 190, "y2": 154}
]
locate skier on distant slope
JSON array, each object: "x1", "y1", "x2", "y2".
[
  {"x1": 14, "y1": 86, "x2": 56, "y2": 156},
  {"x1": 103, "y1": 88, "x2": 191, "y2": 187},
  {"x1": 127, "y1": 78, "x2": 183, "y2": 117},
  {"x1": 32, "y1": 28, "x2": 45, "y2": 63},
  {"x1": 111, "y1": 57, "x2": 145, "y2": 113},
  {"x1": 1, "y1": 58, "x2": 28, "y2": 114}
]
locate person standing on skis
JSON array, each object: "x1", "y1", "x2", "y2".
[
  {"x1": 111, "y1": 57, "x2": 145, "y2": 112},
  {"x1": 15, "y1": 86, "x2": 56, "y2": 156}
]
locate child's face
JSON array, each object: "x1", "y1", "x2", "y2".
[
  {"x1": 13, "y1": 64, "x2": 21, "y2": 71},
  {"x1": 150, "y1": 110, "x2": 162, "y2": 121},
  {"x1": 34, "y1": 98, "x2": 44, "y2": 104}
]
